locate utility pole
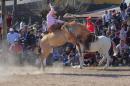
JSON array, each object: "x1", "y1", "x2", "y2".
[
  {"x1": 1, "y1": 0, "x2": 8, "y2": 62},
  {"x1": 1, "y1": 0, "x2": 7, "y2": 40},
  {"x1": 12, "y1": 0, "x2": 17, "y2": 25}
]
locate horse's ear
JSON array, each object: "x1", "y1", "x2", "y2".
[
  {"x1": 61, "y1": 22, "x2": 68, "y2": 30},
  {"x1": 61, "y1": 23, "x2": 70, "y2": 32},
  {"x1": 61, "y1": 24, "x2": 65, "y2": 30}
]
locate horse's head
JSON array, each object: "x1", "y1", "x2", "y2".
[{"x1": 61, "y1": 21, "x2": 76, "y2": 30}]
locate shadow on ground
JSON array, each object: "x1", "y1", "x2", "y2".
[{"x1": 47, "y1": 73, "x2": 130, "y2": 78}]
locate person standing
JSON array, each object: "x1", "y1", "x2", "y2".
[
  {"x1": 42, "y1": 19, "x2": 48, "y2": 33},
  {"x1": 119, "y1": 24, "x2": 127, "y2": 41},
  {"x1": 0, "y1": 15, "x2": 2, "y2": 40},
  {"x1": 24, "y1": 29, "x2": 36, "y2": 50},
  {"x1": 120, "y1": 0, "x2": 127, "y2": 20},
  {"x1": 102, "y1": 10, "x2": 111, "y2": 28},
  {"x1": 7, "y1": 28, "x2": 20, "y2": 46},
  {"x1": 20, "y1": 19, "x2": 25, "y2": 30},
  {"x1": 86, "y1": 16, "x2": 95, "y2": 33}
]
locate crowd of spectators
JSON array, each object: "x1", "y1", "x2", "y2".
[
  {"x1": 1, "y1": 0, "x2": 130, "y2": 66},
  {"x1": 94, "y1": 0, "x2": 130, "y2": 66}
]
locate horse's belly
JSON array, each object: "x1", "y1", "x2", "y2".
[
  {"x1": 89, "y1": 43, "x2": 100, "y2": 52},
  {"x1": 49, "y1": 33, "x2": 67, "y2": 47}
]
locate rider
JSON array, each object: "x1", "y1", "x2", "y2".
[{"x1": 46, "y1": 3, "x2": 65, "y2": 32}]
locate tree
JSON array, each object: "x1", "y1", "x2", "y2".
[{"x1": 1, "y1": 0, "x2": 7, "y2": 40}]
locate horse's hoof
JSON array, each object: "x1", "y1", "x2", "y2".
[
  {"x1": 79, "y1": 65, "x2": 83, "y2": 69},
  {"x1": 80, "y1": 67, "x2": 83, "y2": 69},
  {"x1": 103, "y1": 65, "x2": 108, "y2": 70}
]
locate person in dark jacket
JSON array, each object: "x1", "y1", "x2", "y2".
[
  {"x1": 120, "y1": 0, "x2": 127, "y2": 20},
  {"x1": 25, "y1": 29, "x2": 36, "y2": 50},
  {"x1": 126, "y1": 26, "x2": 130, "y2": 46}
]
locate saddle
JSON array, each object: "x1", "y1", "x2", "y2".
[{"x1": 48, "y1": 23, "x2": 64, "y2": 32}]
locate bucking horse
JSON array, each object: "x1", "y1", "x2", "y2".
[{"x1": 40, "y1": 21, "x2": 118, "y2": 69}]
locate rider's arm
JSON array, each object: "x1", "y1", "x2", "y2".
[{"x1": 57, "y1": 19, "x2": 65, "y2": 24}]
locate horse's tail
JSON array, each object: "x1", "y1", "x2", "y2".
[{"x1": 111, "y1": 41, "x2": 118, "y2": 56}]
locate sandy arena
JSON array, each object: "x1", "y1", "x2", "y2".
[{"x1": 0, "y1": 63, "x2": 130, "y2": 86}]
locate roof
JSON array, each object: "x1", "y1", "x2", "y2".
[{"x1": 64, "y1": 7, "x2": 120, "y2": 18}]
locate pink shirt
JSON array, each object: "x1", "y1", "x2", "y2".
[{"x1": 46, "y1": 12, "x2": 64, "y2": 28}]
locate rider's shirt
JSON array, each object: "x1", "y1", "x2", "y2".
[{"x1": 46, "y1": 13, "x2": 64, "y2": 28}]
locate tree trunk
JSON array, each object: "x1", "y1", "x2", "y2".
[
  {"x1": 1, "y1": 0, "x2": 7, "y2": 40},
  {"x1": 1, "y1": 0, "x2": 8, "y2": 63}
]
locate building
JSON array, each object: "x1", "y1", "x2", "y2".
[{"x1": 80, "y1": 0, "x2": 121, "y2": 4}]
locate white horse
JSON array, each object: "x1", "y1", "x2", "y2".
[{"x1": 78, "y1": 35, "x2": 117, "y2": 68}]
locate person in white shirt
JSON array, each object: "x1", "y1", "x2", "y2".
[
  {"x1": 119, "y1": 24, "x2": 127, "y2": 41},
  {"x1": 120, "y1": 0, "x2": 127, "y2": 20},
  {"x1": 7, "y1": 28, "x2": 20, "y2": 46},
  {"x1": 116, "y1": 40, "x2": 129, "y2": 55},
  {"x1": 42, "y1": 20, "x2": 47, "y2": 32},
  {"x1": 102, "y1": 10, "x2": 111, "y2": 28},
  {"x1": 0, "y1": 16, "x2": 2, "y2": 26},
  {"x1": 20, "y1": 20, "x2": 25, "y2": 30}
]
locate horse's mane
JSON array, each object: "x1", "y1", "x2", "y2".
[
  {"x1": 68, "y1": 21, "x2": 86, "y2": 29},
  {"x1": 62, "y1": 21, "x2": 90, "y2": 33}
]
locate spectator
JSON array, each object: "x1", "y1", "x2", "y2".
[
  {"x1": 116, "y1": 40, "x2": 129, "y2": 55},
  {"x1": 7, "y1": 28, "x2": 20, "y2": 46},
  {"x1": 113, "y1": 33, "x2": 120, "y2": 46},
  {"x1": 120, "y1": 0, "x2": 127, "y2": 20},
  {"x1": 9, "y1": 39, "x2": 23, "y2": 64},
  {"x1": 0, "y1": 16, "x2": 2, "y2": 40},
  {"x1": 108, "y1": 10, "x2": 112, "y2": 22},
  {"x1": 126, "y1": 3, "x2": 130, "y2": 26},
  {"x1": 95, "y1": 18, "x2": 103, "y2": 35},
  {"x1": 119, "y1": 24, "x2": 127, "y2": 41},
  {"x1": 6, "y1": 14, "x2": 12, "y2": 28},
  {"x1": 126, "y1": 26, "x2": 130, "y2": 46},
  {"x1": 86, "y1": 16, "x2": 95, "y2": 33},
  {"x1": 102, "y1": 10, "x2": 110, "y2": 28},
  {"x1": 42, "y1": 19, "x2": 47, "y2": 32},
  {"x1": 20, "y1": 19, "x2": 25, "y2": 30},
  {"x1": 116, "y1": 12, "x2": 122, "y2": 30},
  {"x1": 24, "y1": 29, "x2": 36, "y2": 50}
]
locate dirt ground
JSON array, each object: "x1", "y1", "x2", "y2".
[{"x1": 0, "y1": 63, "x2": 130, "y2": 86}]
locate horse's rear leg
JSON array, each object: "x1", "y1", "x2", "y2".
[
  {"x1": 105, "y1": 53, "x2": 111, "y2": 68},
  {"x1": 98, "y1": 55, "x2": 106, "y2": 66},
  {"x1": 40, "y1": 48, "x2": 52, "y2": 70},
  {"x1": 98, "y1": 53, "x2": 111, "y2": 68},
  {"x1": 40, "y1": 57, "x2": 46, "y2": 70}
]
